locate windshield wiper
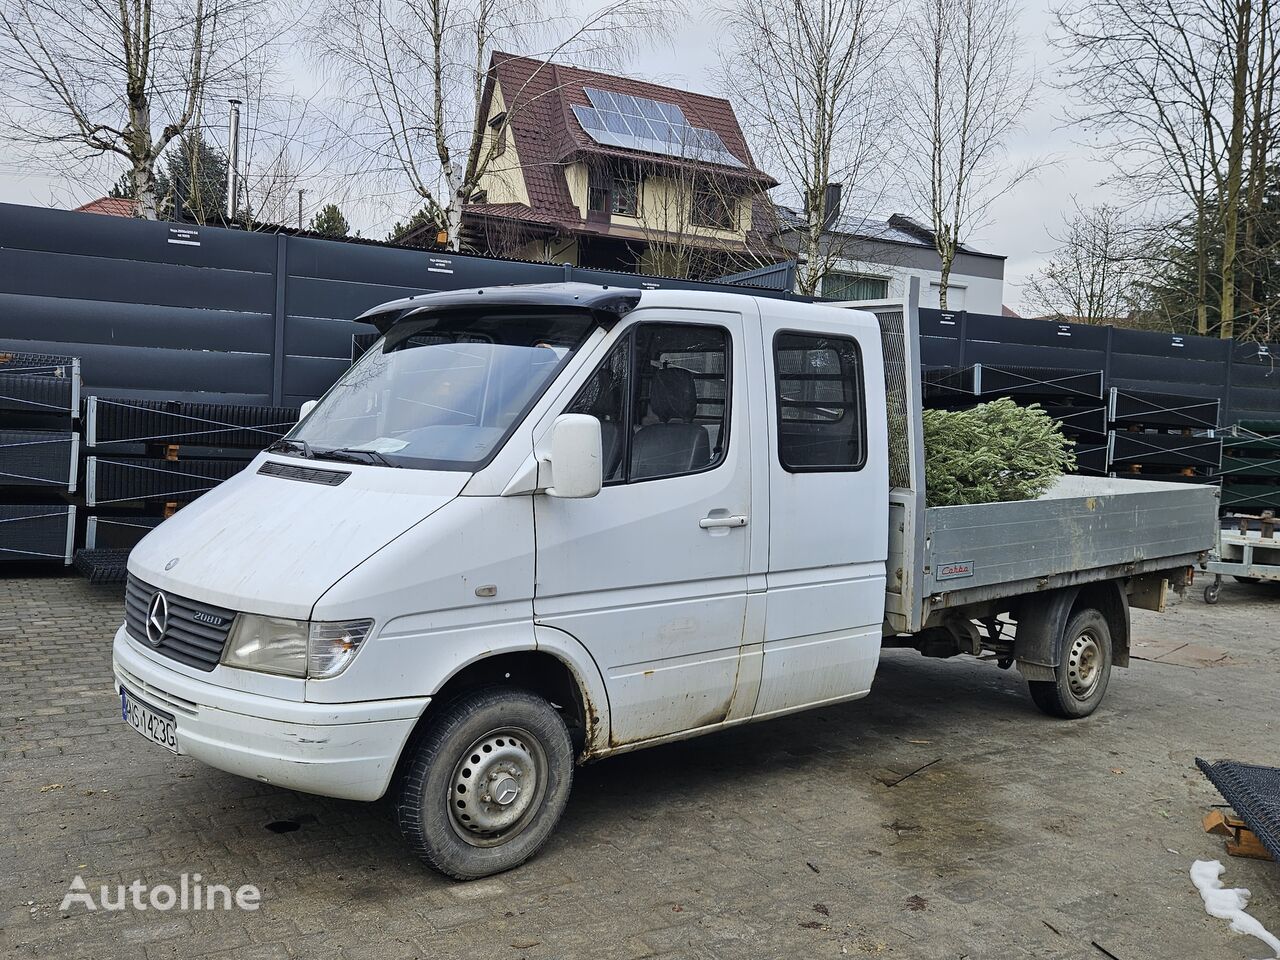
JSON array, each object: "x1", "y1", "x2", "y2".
[
  {"x1": 311, "y1": 446, "x2": 400, "y2": 467},
  {"x1": 267, "y1": 438, "x2": 313, "y2": 459}
]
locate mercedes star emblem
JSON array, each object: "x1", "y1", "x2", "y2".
[{"x1": 146, "y1": 592, "x2": 169, "y2": 647}]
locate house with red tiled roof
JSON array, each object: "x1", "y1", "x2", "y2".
[
  {"x1": 441, "y1": 52, "x2": 778, "y2": 278},
  {"x1": 75, "y1": 197, "x2": 140, "y2": 217}
]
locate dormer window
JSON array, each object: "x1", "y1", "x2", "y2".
[{"x1": 488, "y1": 110, "x2": 508, "y2": 159}]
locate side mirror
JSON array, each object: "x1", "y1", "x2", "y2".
[
  {"x1": 546, "y1": 414, "x2": 602, "y2": 499},
  {"x1": 298, "y1": 399, "x2": 317, "y2": 423}
]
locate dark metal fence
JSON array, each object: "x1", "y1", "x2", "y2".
[
  {"x1": 919, "y1": 309, "x2": 1280, "y2": 427},
  {"x1": 1, "y1": 202, "x2": 1278, "y2": 426},
  {"x1": 0, "y1": 203, "x2": 793, "y2": 408}
]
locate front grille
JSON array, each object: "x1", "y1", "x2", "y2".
[{"x1": 124, "y1": 575, "x2": 237, "y2": 672}]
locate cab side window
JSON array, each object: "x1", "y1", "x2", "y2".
[
  {"x1": 774, "y1": 332, "x2": 865, "y2": 471},
  {"x1": 566, "y1": 323, "x2": 730, "y2": 483}
]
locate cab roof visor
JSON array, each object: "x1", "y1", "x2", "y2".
[{"x1": 359, "y1": 283, "x2": 643, "y2": 335}]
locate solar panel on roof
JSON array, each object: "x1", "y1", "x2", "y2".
[{"x1": 573, "y1": 86, "x2": 746, "y2": 169}]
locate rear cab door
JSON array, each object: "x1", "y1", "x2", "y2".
[{"x1": 753, "y1": 303, "x2": 890, "y2": 717}]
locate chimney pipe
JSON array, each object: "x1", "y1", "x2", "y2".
[
  {"x1": 822, "y1": 182, "x2": 843, "y2": 230},
  {"x1": 226, "y1": 99, "x2": 242, "y2": 222}
]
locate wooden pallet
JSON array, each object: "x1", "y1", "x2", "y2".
[{"x1": 1203, "y1": 809, "x2": 1275, "y2": 860}]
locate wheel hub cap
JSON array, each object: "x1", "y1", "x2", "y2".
[
  {"x1": 1066, "y1": 632, "x2": 1101, "y2": 699},
  {"x1": 449, "y1": 729, "x2": 544, "y2": 846}
]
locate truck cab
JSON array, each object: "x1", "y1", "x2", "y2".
[{"x1": 112, "y1": 282, "x2": 1215, "y2": 880}]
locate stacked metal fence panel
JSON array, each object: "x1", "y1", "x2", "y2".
[
  {"x1": 75, "y1": 397, "x2": 297, "y2": 581},
  {"x1": 1105, "y1": 387, "x2": 1222, "y2": 482},
  {"x1": 1217, "y1": 421, "x2": 1280, "y2": 513},
  {"x1": 0, "y1": 352, "x2": 79, "y2": 564},
  {"x1": 922, "y1": 362, "x2": 1109, "y2": 474}
]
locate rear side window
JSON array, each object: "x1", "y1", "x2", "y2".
[
  {"x1": 773, "y1": 332, "x2": 865, "y2": 471},
  {"x1": 566, "y1": 322, "x2": 730, "y2": 483}
]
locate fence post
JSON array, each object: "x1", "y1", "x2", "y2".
[
  {"x1": 1223, "y1": 339, "x2": 1235, "y2": 428},
  {"x1": 1103, "y1": 324, "x2": 1114, "y2": 394},
  {"x1": 272, "y1": 234, "x2": 287, "y2": 406}
]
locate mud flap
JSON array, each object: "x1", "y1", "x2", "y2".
[{"x1": 1012, "y1": 587, "x2": 1080, "y2": 679}]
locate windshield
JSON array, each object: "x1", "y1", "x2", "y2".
[{"x1": 287, "y1": 310, "x2": 597, "y2": 470}]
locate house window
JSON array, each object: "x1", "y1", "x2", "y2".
[
  {"x1": 487, "y1": 111, "x2": 508, "y2": 159},
  {"x1": 612, "y1": 175, "x2": 638, "y2": 216},
  {"x1": 588, "y1": 167, "x2": 610, "y2": 214},
  {"x1": 928, "y1": 281, "x2": 966, "y2": 310},
  {"x1": 691, "y1": 189, "x2": 736, "y2": 230},
  {"x1": 823, "y1": 272, "x2": 889, "y2": 301},
  {"x1": 587, "y1": 168, "x2": 639, "y2": 217}
]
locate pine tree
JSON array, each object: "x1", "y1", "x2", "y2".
[
  {"x1": 385, "y1": 206, "x2": 438, "y2": 246},
  {"x1": 308, "y1": 203, "x2": 350, "y2": 238}
]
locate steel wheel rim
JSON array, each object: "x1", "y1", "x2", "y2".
[
  {"x1": 447, "y1": 726, "x2": 548, "y2": 848},
  {"x1": 1066, "y1": 632, "x2": 1102, "y2": 700}
]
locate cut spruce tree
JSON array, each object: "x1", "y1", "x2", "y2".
[{"x1": 922, "y1": 398, "x2": 1077, "y2": 507}]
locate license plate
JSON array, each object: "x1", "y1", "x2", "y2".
[{"x1": 120, "y1": 687, "x2": 178, "y2": 753}]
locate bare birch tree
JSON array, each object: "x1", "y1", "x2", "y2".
[
  {"x1": 900, "y1": 0, "x2": 1037, "y2": 309},
  {"x1": 1022, "y1": 202, "x2": 1147, "y2": 323},
  {"x1": 313, "y1": 0, "x2": 675, "y2": 249},
  {"x1": 716, "y1": 0, "x2": 900, "y2": 296},
  {"x1": 1054, "y1": 0, "x2": 1280, "y2": 337},
  {"x1": 0, "y1": 0, "x2": 284, "y2": 219}
]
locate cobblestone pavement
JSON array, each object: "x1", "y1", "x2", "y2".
[{"x1": 1, "y1": 574, "x2": 1278, "y2": 959}]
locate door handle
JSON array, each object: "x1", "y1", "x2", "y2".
[{"x1": 699, "y1": 515, "x2": 749, "y2": 529}]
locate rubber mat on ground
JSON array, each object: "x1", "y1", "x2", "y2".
[
  {"x1": 1197, "y1": 758, "x2": 1280, "y2": 862},
  {"x1": 73, "y1": 548, "x2": 131, "y2": 584}
]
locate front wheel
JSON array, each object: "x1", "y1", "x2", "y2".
[
  {"x1": 1027, "y1": 608, "x2": 1113, "y2": 719},
  {"x1": 396, "y1": 687, "x2": 574, "y2": 880}
]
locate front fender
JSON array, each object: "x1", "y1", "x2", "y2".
[{"x1": 535, "y1": 624, "x2": 612, "y2": 758}]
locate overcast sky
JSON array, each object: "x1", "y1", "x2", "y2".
[{"x1": 0, "y1": 0, "x2": 1121, "y2": 311}]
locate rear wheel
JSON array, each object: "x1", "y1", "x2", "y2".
[
  {"x1": 396, "y1": 687, "x2": 574, "y2": 880},
  {"x1": 1027, "y1": 608, "x2": 1113, "y2": 719}
]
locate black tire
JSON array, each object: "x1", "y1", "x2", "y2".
[
  {"x1": 1204, "y1": 583, "x2": 1221, "y2": 604},
  {"x1": 1027, "y1": 608, "x2": 1113, "y2": 719},
  {"x1": 1233, "y1": 576, "x2": 1261, "y2": 584},
  {"x1": 396, "y1": 687, "x2": 574, "y2": 880}
]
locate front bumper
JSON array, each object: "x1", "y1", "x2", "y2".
[{"x1": 112, "y1": 625, "x2": 429, "y2": 801}]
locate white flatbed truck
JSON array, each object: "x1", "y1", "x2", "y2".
[{"x1": 112, "y1": 279, "x2": 1219, "y2": 878}]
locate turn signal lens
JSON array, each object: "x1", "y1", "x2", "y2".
[{"x1": 307, "y1": 619, "x2": 375, "y2": 678}]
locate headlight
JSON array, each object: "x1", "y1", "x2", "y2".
[{"x1": 223, "y1": 616, "x2": 374, "y2": 679}]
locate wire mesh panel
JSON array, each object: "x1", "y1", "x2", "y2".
[
  {"x1": 973, "y1": 365, "x2": 1104, "y2": 400},
  {"x1": 1109, "y1": 388, "x2": 1220, "y2": 431},
  {"x1": 1109, "y1": 431, "x2": 1223, "y2": 471},
  {"x1": 0, "y1": 504, "x2": 75, "y2": 563},
  {"x1": 871, "y1": 306, "x2": 913, "y2": 490},
  {"x1": 86, "y1": 398, "x2": 299, "y2": 449},
  {"x1": 0, "y1": 429, "x2": 78, "y2": 488},
  {"x1": 0, "y1": 352, "x2": 79, "y2": 421},
  {"x1": 87, "y1": 457, "x2": 246, "y2": 508},
  {"x1": 85, "y1": 514, "x2": 164, "y2": 549}
]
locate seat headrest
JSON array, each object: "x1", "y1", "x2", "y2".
[
  {"x1": 649, "y1": 366, "x2": 698, "y2": 422},
  {"x1": 587, "y1": 367, "x2": 619, "y2": 419}
]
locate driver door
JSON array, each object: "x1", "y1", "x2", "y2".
[{"x1": 533, "y1": 311, "x2": 759, "y2": 746}]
